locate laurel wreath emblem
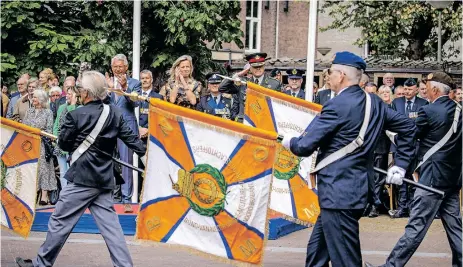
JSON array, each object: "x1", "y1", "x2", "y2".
[
  {"x1": 1, "y1": 160, "x2": 6, "y2": 190},
  {"x1": 187, "y1": 164, "x2": 227, "y2": 217}
]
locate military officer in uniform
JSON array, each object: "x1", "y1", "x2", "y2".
[
  {"x1": 284, "y1": 68, "x2": 305, "y2": 99},
  {"x1": 196, "y1": 72, "x2": 231, "y2": 120},
  {"x1": 366, "y1": 72, "x2": 462, "y2": 267},
  {"x1": 219, "y1": 52, "x2": 281, "y2": 122},
  {"x1": 281, "y1": 52, "x2": 416, "y2": 267}
]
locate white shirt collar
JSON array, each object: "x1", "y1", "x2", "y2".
[
  {"x1": 432, "y1": 95, "x2": 448, "y2": 103},
  {"x1": 141, "y1": 88, "x2": 152, "y2": 96},
  {"x1": 211, "y1": 94, "x2": 221, "y2": 103}
]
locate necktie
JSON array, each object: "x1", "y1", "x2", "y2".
[
  {"x1": 142, "y1": 91, "x2": 147, "y2": 96},
  {"x1": 254, "y1": 78, "x2": 259, "y2": 84},
  {"x1": 406, "y1": 100, "x2": 412, "y2": 113},
  {"x1": 213, "y1": 97, "x2": 218, "y2": 105},
  {"x1": 292, "y1": 92, "x2": 296, "y2": 97}
]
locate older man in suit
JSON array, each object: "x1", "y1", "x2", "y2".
[
  {"x1": 390, "y1": 78, "x2": 428, "y2": 218},
  {"x1": 284, "y1": 68, "x2": 305, "y2": 100},
  {"x1": 282, "y1": 52, "x2": 416, "y2": 267},
  {"x1": 105, "y1": 54, "x2": 142, "y2": 211},
  {"x1": 367, "y1": 72, "x2": 462, "y2": 267},
  {"x1": 219, "y1": 52, "x2": 281, "y2": 122},
  {"x1": 15, "y1": 71, "x2": 146, "y2": 267}
]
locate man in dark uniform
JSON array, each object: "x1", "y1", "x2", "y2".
[
  {"x1": 281, "y1": 52, "x2": 416, "y2": 267},
  {"x1": 15, "y1": 71, "x2": 146, "y2": 267},
  {"x1": 366, "y1": 72, "x2": 462, "y2": 267},
  {"x1": 284, "y1": 68, "x2": 305, "y2": 100},
  {"x1": 389, "y1": 77, "x2": 428, "y2": 218},
  {"x1": 197, "y1": 72, "x2": 232, "y2": 119},
  {"x1": 219, "y1": 52, "x2": 281, "y2": 122}
]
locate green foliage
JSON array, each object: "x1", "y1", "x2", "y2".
[
  {"x1": 320, "y1": 1, "x2": 462, "y2": 60},
  {"x1": 1, "y1": 0, "x2": 243, "y2": 86}
]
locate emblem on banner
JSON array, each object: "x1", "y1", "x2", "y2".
[
  {"x1": 172, "y1": 164, "x2": 227, "y2": 217},
  {"x1": 274, "y1": 145, "x2": 301, "y2": 180}
]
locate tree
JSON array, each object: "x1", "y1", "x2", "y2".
[
  {"x1": 320, "y1": 1, "x2": 462, "y2": 60},
  {"x1": 1, "y1": 0, "x2": 243, "y2": 87}
]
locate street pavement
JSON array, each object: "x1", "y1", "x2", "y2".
[{"x1": 1, "y1": 215, "x2": 452, "y2": 267}]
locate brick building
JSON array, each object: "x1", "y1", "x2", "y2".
[
  {"x1": 209, "y1": 0, "x2": 461, "y2": 88},
  {"x1": 211, "y1": 0, "x2": 363, "y2": 62}
]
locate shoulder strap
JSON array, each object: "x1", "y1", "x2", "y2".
[
  {"x1": 415, "y1": 102, "x2": 461, "y2": 172},
  {"x1": 311, "y1": 91, "x2": 372, "y2": 173},
  {"x1": 70, "y1": 104, "x2": 110, "y2": 165}
]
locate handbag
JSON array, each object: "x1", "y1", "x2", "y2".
[{"x1": 48, "y1": 189, "x2": 59, "y2": 205}]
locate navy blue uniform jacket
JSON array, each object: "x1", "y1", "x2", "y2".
[
  {"x1": 139, "y1": 90, "x2": 163, "y2": 128},
  {"x1": 415, "y1": 96, "x2": 462, "y2": 191},
  {"x1": 59, "y1": 100, "x2": 146, "y2": 189},
  {"x1": 289, "y1": 85, "x2": 417, "y2": 209}
]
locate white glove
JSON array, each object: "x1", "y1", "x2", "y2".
[
  {"x1": 386, "y1": 166, "x2": 405, "y2": 185},
  {"x1": 140, "y1": 155, "x2": 147, "y2": 166},
  {"x1": 281, "y1": 134, "x2": 298, "y2": 150}
]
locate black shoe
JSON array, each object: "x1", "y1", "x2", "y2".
[
  {"x1": 368, "y1": 206, "x2": 379, "y2": 218},
  {"x1": 363, "y1": 204, "x2": 371, "y2": 217},
  {"x1": 15, "y1": 257, "x2": 34, "y2": 267},
  {"x1": 434, "y1": 212, "x2": 441, "y2": 219},
  {"x1": 389, "y1": 209, "x2": 408, "y2": 218}
]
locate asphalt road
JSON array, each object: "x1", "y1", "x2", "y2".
[{"x1": 1, "y1": 215, "x2": 453, "y2": 267}]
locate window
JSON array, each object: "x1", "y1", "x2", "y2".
[{"x1": 245, "y1": 0, "x2": 261, "y2": 53}]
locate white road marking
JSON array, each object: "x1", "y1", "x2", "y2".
[{"x1": 2, "y1": 236, "x2": 451, "y2": 258}]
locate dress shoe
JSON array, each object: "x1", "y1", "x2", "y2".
[
  {"x1": 15, "y1": 257, "x2": 34, "y2": 267},
  {"x1": 362, "y1": 203, "x2": 371, "y2": 217},
  {"x1": 368, "y1": 206, "x2": 379, "y2": 218},
  {"x1": 388, "y1": 209, "x2": 408, "y2": 218}
]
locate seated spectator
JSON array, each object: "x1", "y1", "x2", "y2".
[
  {"x1": 23, "y1": 90, "x2": 56, "y2": 205},
  {"x1": 159, "y1": 55, "x2": 202, "y2": 109}
]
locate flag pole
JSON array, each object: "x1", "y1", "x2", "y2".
[
  {"x1": 304, "y1": 0, "x2": 318, "y2": 102},
  {"x1": 132, "y1": 0, "x2": 142, "y2": 203}
]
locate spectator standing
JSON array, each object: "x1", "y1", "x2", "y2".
[
  {"x1": 23, "y1": 90, "x2": 56, "y2": 205},
  {"x1": 6, "y1": 78, "x2": 28, "y2": 118},
  {"x1": 13, "y1": 78, "x2": 39, "y2": 122},
  {"x1": 53, "y1": 86, "x2": 79, "y2": 189},
  {"x1": 160, "y1": 55, "x2": 202, "y2": 109},
  {"x1": 105, "y1": 54, "x2": 141, "y2": 212}
]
